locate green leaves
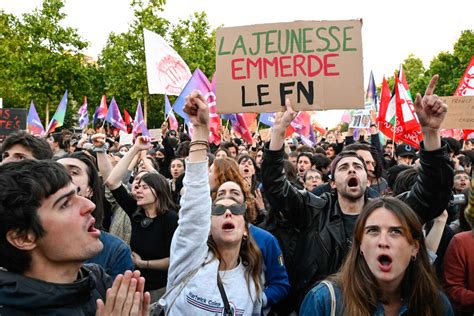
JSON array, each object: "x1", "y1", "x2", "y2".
[{"x1": 383, "y1": 30, "x2": 474, "y2": 98}]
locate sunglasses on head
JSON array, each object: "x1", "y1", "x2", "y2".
[{"x1": 211, "y1": 203, "x2": 246, "y2": 216}]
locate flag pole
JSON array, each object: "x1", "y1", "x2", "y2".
[{"x1": 392, "y1": 107, "x2": 397, "y2": 142}]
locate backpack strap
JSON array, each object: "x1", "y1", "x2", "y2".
[{"x1": 320, "y1": 280, "x2": 336, "y2": 316}]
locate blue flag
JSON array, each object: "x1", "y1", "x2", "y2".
[{"x1": 259, "y1": 112, "x2": 275, "y2": 127}]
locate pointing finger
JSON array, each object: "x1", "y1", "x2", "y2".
[
  {"x1": 425, "y1": 74, "x2": 439, "y2": 96},
  {"x1": 414, "y1": 93, "x2": 423, "y2": 112}
]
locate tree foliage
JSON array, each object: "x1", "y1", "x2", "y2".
[
  {"x1": 0, "y1": 0, "x2": 104, "y2": 129},
  {"x1": 2, "y1": 0, "x2": 472, "y2": 131},
  {"x1": 98, "y1": 1, "x2": 216, "y2": 129},
  {"x1": 383, "y1": 30, "x2": 474, "y2": 98}
]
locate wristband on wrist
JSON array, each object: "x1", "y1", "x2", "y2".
[{"x1": 92, "y1": 143, "x2": 109, "y2": 153}]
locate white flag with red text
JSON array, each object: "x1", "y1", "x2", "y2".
[{"x1": 144, "y1": 29, "x2": 191, "y2": 95}]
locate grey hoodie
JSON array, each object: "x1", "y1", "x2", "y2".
[{"x1": 161, "y1": 160, "x2": 262, "y2": 315}]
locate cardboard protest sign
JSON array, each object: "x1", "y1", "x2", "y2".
[
  {"x1": 216, "y1": 20, "x2": 364, "y2": 114},
  {"x1": 148, "y1": 128, "x2": 163, "y2": 142},
  {"x1": 349, "y1": 109, "x2": 371, "y2": 129},
  {"x1": 119, "y1": 130, "x2": 133, "y2": 146},
  {"x1": 0, "y1": 108, "x2": 27, "y2": 137},
  {"x1": 440, "y1": 96, "x2": 474, "y2": 129}
]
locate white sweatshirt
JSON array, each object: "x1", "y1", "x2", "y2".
[{"x1": 162, "y1": 160, "x2": 262, "y2": 316}]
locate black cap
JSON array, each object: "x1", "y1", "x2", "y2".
[{"x1": 396, "y1": 144, "x2": 417, "y2": 158}]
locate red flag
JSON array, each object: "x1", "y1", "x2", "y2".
[
  {"x1": 312, "y1": 121, "x2": 326, "y2": 135},
  {"x1": 228, "y1": 113, "x2": 253, "y2": 144},
  {"x1": 377, "y1": 77, "x2": 391, "y2": 124},
  {"x1": 376, "y1": 75, "x2": 423, "y2": 148},
  {"x1": 395, "y1": 72, "x2": 419, "y2": 132},
  {"x1": 207, "y1": 75, "x2": 221, "y2": 145},
  {"x1": 123, "y1": 109, "x2": 132, "y2": 126},
  {"x1": 242, "y1": 113, "x2": 257, "y2": 133},
  {"x1": 123, "y1": 109, "x2": 132, "y2": 133}
]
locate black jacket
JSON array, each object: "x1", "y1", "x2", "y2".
[
  {"x1": 261, "y1": 141, "x2": 453, "y2": 306},
  {"x1": 0, "y1": 264, "x2": 112, "y2": 315}
]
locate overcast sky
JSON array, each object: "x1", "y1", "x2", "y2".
[{"x1": 3, "y1": 0, "x2": 472, "y2": 127}]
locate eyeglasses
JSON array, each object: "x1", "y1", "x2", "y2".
[{"x1": 211, "y1": 203, "x2": 246, "y2": 216}]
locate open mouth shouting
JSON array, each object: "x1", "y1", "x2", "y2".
[
  {"x1": 377, "y1": 254, "x2": 393, "y2": 272},
  {"x1": 222, "y1": 221, "x2": 236, "y2": 232},
  {"x1": 87, "y1": 218, "x2": 101, "y2": 237},
  {"x1": 347, "y1": 177, "x2": 359, "y2": 188}
]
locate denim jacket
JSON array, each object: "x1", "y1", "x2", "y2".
[{"x1": 300, "y1": 282, "x2": 454, "y2": 316}]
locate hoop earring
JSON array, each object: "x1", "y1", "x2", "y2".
[
  {"x1": 360, "y1": 250, "x2": 364, "y2": 256},
  {"x1": 242, "y1": 234, "x2": 248, "y2": 242},
  {"x1": 411, "y1": 255, "x2": 417, "y2": 261}
]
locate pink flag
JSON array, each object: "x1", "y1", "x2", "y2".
[
  {"x1": 97, "y1": 95, "x2": 108, "y2": 119},
  {"x1": 27, "y1": 101, "x2": 45, "y2": 136},
  {"x1": 341, "y1": 110, "x2": 351, "y2": 124},
  {"x1": 208, "y1": 73, "x2": 221, "y2": 145},
  {"x1": 164, "y1": 95, "x2": 179, "y2": 131},
  {"x1": 286, "y1": 111, "x2": 311, "y2": 138},
  {"x1": 133, "y1": 100, "x2": 150, "y2": 138}
]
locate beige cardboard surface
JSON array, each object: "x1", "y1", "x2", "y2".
[
  {"x1": 216, "y1": 20, "x2": 364, "y2": 114},
  {"x1": 440, "y1": 96, "x2": 474, "y2": 129},
  {"x1": 148, "y1": 128, "x2": 163, "y2": 141}
]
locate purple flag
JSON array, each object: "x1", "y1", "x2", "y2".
[
  {"x1": 172, "y1": 68, "x2": 212, "y2": 124},
  {"x1": 365, "y1": 70, "x2": 378, "y2": 111},
  {"x1": 105, "y1": 97, "x2": 127, "y2": 132},
  {"x1": 165, "y1": 95, "x2": 179, "y2": 131},
  {"x1": 78, "y1": 96, "x2": 89, "y2": 129},
  {"x1": 258, "y1": 112, "x2": 275, "y2": 127},
  {"x1": 27, "y1": 101, "x2": 45, "y2": 136},
  {"x1": 132, "y1": 100, "x2": 150, "y2": 138}
]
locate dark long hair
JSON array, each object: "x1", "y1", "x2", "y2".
[
  {"x1": 140, "y1": 172, "x2": 177, "y2": 213},
  {"x1": 334, "y1": 197, "x2": 443, "y2": 316},
  {"x1": 237, "y1": 155, "x2": 258, "y2": 193},
  {"x1": 59, "y1": 152, "x2": 105, "y2": 229}
]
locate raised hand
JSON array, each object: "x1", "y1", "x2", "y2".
[
  {"x1": 132, "y1": 136, "x2": 151, "y2": 151},
  {"x1": 414, "y1": 75, "x2": 448, "y2": 130},
  {"x1": 183, "y1": 90, "x2": 209, "y2": 129},
  {"x1": 270, "y1": 98, "x2": 298, "y2": 150},
  {"x1": 273, "y1": 98, "x2": 298, "y2": 132},
  {"x1": 92, "y1": 133, "x2": 107, "y2": 147}
]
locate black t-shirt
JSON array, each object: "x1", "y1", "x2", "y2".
[
  {"x1": 341, "y1": 213, "x2": 359, "y2": 249},
  {"x1": 111, "y1": 185, "x2": 178, "y2": 290}
]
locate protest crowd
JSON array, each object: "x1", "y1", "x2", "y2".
[
  {"x1": 1, "y1": 73, "x2": 474, "y2": 316},
  {"x1": 0, "y1": 18, "x2": 474, "y2": 316}
]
